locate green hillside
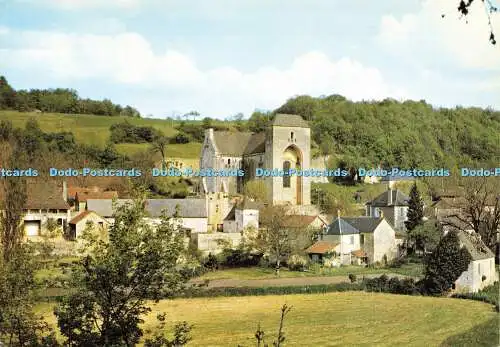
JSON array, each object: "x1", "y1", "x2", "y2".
[{"x1": 0, "y1": 110, "x2": 203, "y2": 158}]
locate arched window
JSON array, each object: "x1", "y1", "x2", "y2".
[
  {"x1": 290, "y1": 132, "x2": 294, "y2": 141},
  {"x1": 283, "y1": 161, "x2": 291, "y2": 188}
]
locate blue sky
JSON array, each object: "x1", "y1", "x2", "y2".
[{"x1": 1, "y1": 0, "x2": 499, "y2": 118}]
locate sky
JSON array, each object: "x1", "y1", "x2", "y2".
[{"x1": 0, "y1": 0, "x2": 499, "y2": 118}]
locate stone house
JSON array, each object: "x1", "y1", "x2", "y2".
[
  {"x1": 454, "y1": 231, "x2": 498, "y2": 293},
  {"x1": 15, "y1": 181, "x2": 71, "y2": 237},
  {"x1": 85, "y1": 198, "x2": 209, "y2": 234},
  {"x1": 223, "y1": 198, "x2": 260, "y2": 234},
  {"x1": 68, "y1": 210, "x2": 109, "y2": 239},
  {"x1": 366, "y1": 188, "x2": 410, "y2": 231},
  {"x1": 308, "y1": 216, "x2": 397, "y2": 265},
  {"x1": 67, "y1": 186, "x2": 118, "y2": 212}
]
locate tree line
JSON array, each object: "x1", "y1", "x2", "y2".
[{"x1": 0, "y1": 76, "x2": 141, "y2": 117}]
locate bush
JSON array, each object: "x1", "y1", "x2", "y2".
[
  {"x1": 363, "y1": 275, "x2": 420, "y2": 295},
  {"x1": 204, "y1": 253, "x2": 219, "y2": 271},
  {"x1": 219, "y1": 248, "x2": 262, "y2": 267},
  {"x1": 172, "y1": 132, "x2": 191, "y2": 144},
  {"x1": 348, "y1": 274, "x2": 357, "y2": 283},
  {"x1": 287, "y1": 254, "x2": 309, "y2": 271}
]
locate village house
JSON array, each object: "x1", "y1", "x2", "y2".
[
  {"x1": 11, "y1": 181, "x2": 71, "y2": 237},
  {"x1": 366, "y1": 188, "x2": 410, "y2": 231},
  {"x1": 85, "y1": 198, "x2": 209, "y2": 234},
  {"x1": 68, "y1": 210, "x2": 110, "y2": 239},
  {"x1": 307, "y1": 215, "x2": 397, "y2": 266},
  {"x1": 67, "y1": 186, "x2": 118, "y2": 212},
  {"x1": 223, "y1": 198, "x2": 260, "y2": 234},
  {"x1": 454, "y1": 230, "x2": 498, "y2": 293}
]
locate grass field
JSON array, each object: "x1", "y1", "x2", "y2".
[
  {"x1": 196, "y1": 264, "x2": 424, "y2": 281},
  {"x1": 35, "y1": 292, "x2": 498, "y2": 346},
  {"x1": 115, "y1": 142, "x2": 202, "y2": 159},
  {"x1": 0, "y1": 111, "x2": 203, "y2": 158}
]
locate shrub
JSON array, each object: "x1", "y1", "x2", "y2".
[
  {"x1": 204, "y1": 253, "x2": 219, "y2": 271},
  {"x1": 348, "y1": 273, "x2": 357, "y2": 283},
  {"x1": 288, "y1": 254, "x2": 309, "y2": 271},
  {"x1": 363, "y1": 275, "x2": 420, "y2": 295}
]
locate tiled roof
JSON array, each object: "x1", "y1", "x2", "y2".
[
  {"x1": 341, "y1": 217, "x2": 383, "y2": 233},
  {"x1": 68, "y1": 210, "x2": 107, "y2": 225},
  {"x1": 72, "y1": 189, "x2": 118, "y2": 202},
  {"x1": 327, "y1": 217, "x2": 383, "y2": 235},
  {"x1": 86, "y1": 199, "x2": 208, "y2": 218},
  {"x1": 144, "y1": 199, "x2": 207, "y2": 218},
  {"x1": 213, "y1": 131, "x2": 265, "y2": 156},
  {"x1": 368, "y1": 189, "x2": 410, "y2": 207},
  {"x1": 326, "y1": 218, "x2": 360, "y2": 235},
  {"x1": 305, "y1": 240, "x2": 339, "y2": 254},
  {"x1": 68, "y1": 186, "x2": 101, "y2": 197},
  {"x1": 457, "y1": 231, "x2": 495, "y2": 260},
  {"x1": 236, "y1": 198, "x2": 262, "y2": 210},
  {"x1": 351, "y1": 249, "x2": 368, "y2": 257},
  {"x1": 25, "y1": 181, "x2": 69, "y2": 210},
  {"x1": 271, "y1": 114, "x2": 309, "y2": 128},
  {"x1": 86, "y1": 199, "x2": 133, "y2": 217}
]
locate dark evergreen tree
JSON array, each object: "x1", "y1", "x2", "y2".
[
  {"x1": 405, "y1": 183, "x2": 424, "y2": 231},
  {"x1": 421, "y1": 231, "x2": 471, "y2": 295}
]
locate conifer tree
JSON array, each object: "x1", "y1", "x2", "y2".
[{"x1": 405, "y1": 183, "x2": 424, "y2": 232}]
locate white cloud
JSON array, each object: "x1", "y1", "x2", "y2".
[
  {"x1": 1, "y1": 28, "x2": 409, "y2": 117},
  {"x1": 15, "y1": 0, "x2": 141, "y2": 10},
  {"x1": 377, "y1": 0, "x2": 500, "y2": 71}
]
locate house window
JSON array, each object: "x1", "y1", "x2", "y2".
[
  {"x1": 49, "y1": 209, "x2": 58, "y2": 213},
  {"x1": 228, "y1": 159, "x2": 231, "y2": 165},
  {"x1": 400, "y1": 208, "x2": 405, "y2": 217},
  {"x1": 283, "y1": 161, "x2": 291, "y2": 188},
  {"x1": 98, "y1": 222, "x2": 104, "y2": 228},
  {"x1": 478, "y1": 263, "x2": 481, "y2": 274},
  {"x1": 290, "y1": 132, "x2": 294, "y2": 141},
  {"x1": 360, "y1": 234, "x2": 365, "y2": 245},
  {"x1": 349, "y1": 236, "x2": 354, "y2": 245}
]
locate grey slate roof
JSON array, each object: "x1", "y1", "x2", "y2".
[
  {"x1": 86, "y1": 199, "x2": 133, "y2": 217},
  {"x1": 213, "y1": 131, "x2": 265, "y2": 156},
  {"x1": 144, "y1": 199, "x2": 207, "y2": 218},
  {"x1": 326, "y1": 218, "x2": 361, "y2": 235},
  {"x1": 368, "y1": 189, "x2": 410, "y2": 207},
  {"x1": 341, "y1": 217, "x2": 383, "y2": 233},
  {"x1": 271, "y1": 114, "x2": 309, "y2": 128},
  {"x1": 457, "y1": 231, "x2": 495, "y2": 260},
  {"x1": 326, "y1": 217, "x2": 383, "y2": 235},
  {"x1": 86, "y1": 199, "x2": 207, "y2": 218}
]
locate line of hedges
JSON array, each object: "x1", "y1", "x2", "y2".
[{"x1": 173, "y1": 282, "x2": 364, "y2": 298}]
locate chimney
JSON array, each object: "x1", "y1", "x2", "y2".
[{"x1": 62, "y1": 180, "x2": 68, "y2": 202}]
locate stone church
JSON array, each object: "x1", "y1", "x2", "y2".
[{"x1": 199, "y1": 114, "x2": 311, "y2": 206}]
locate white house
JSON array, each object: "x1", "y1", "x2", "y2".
[
  {"x1": 86, "y1": 198, "x2": 209, "y2": 234},
  {"x1": 454, "y1": 231, "x2": 498, "y2": 293},
  {"x1": 223, "y1": 198, "x2": 260, "y2": 233},
  {"x1": 68, "y1": 210, "x2": 110, "y2": 239},
  {"x1": 366, "y1": 188, "x2": 410, "y2": 231},
  {"x1": 20, "y1": 181, "x2": 71, "y2": 237},
  {"x1": 308, "y1": 216, "x2": 397, "y2": 265}
]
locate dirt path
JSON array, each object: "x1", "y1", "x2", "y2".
[{"x1": 189, "y1": 273, "x2": 408, "y2": 288}]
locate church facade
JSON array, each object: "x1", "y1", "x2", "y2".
[{"x1": 199, "y1": 114, "x2": 311, "y2": 206}]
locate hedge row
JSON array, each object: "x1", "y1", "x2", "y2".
[{"x1": 174, "y1": 282, "x2": 364, "y2": 298}]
